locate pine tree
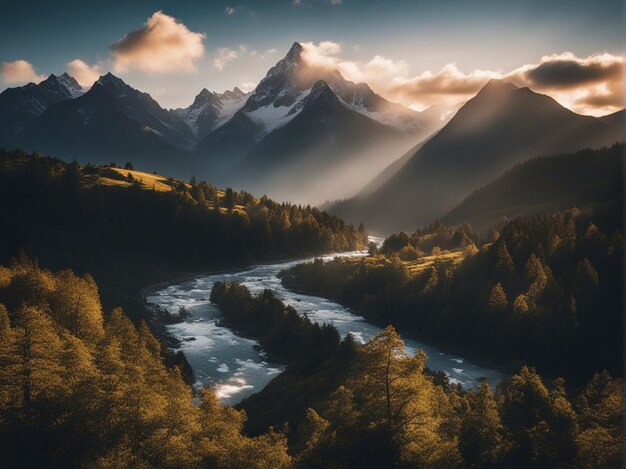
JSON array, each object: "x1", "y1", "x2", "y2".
[
  {"x1": 224, "y1": 188, "x2": 236, "y2": 212},
  {"x1": 51, "y1": 270, "x2": 104, "y2": 343},
  {"x1": 460, "y1": 380, "x2": 505, "y2": 466},
  {"x1": 487, "y1": 283, "x2": 508, "y2": 313},
  {"x1": 495, "y1": 242, "x2": 515, "y2": 275}
]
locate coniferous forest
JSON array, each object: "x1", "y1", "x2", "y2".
[{"x1": 0, "y1": 3, "x2": 624, "y2": 466}]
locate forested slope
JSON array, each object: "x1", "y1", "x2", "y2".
[{"x1": 0, "y1": 149, "x2": 366, "y2": 314}]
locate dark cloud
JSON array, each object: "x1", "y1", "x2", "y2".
[{"x1": 524, "y1": 56, "x2": 622, "y2": 89}]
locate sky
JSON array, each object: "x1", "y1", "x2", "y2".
[{"x1": 0, "y1": 0, "x2": 624, "y2": 115}]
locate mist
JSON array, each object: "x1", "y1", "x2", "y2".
[{"x1": 237, "y1": 131, "x2": 422, "y2": 206}]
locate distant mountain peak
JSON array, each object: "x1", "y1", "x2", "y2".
[
  {"x1": 56, "y1": 73, "x2": 83, "y2": 97},
  {"x1": 94, "y1": 73, "x2": 136, "y2": 98},
  {"x1": 286, "y1": 42, "x2": 304, "y2": 61},
  {"x1": 190, "y1": 88, "x2": 219, "y2": 109},
  {"x1": 218, "y1": 87, "x2": 248, "y2": 100},
  {"x1": 96, "y1": 72, "x2": 124, "y2": 85},
  {"x1": 478, "y1": 79, "x2": 518, "y2": 94},
  {"x1": 41, "y1": 72, "x2": 83, "y2": 98}
]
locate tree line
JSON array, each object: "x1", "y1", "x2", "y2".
[
  {"x1": 207, "y1": 282, "x2": 623, "y2": 468},
  {"x1": 281, "y1": 204, "x2": 622, "y2": 383},
  {"x1": 0, "y1": 148, "x2": 367, "y2": 314},
  {"x1": 0, "y1": 258, "x2": 620, "y2": 467},
  {"x1": 0, "y1": 257, "x2": 292, "y2": 468}
]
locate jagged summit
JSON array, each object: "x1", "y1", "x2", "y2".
[
  {"x1": 285, "y1": 41, "x2": 304, "y2": 62},
  {"x1": 55, "y1": 73, "x2": 84, "y2": 97},
  {"x1": 95, "y1": 72, "x2": 128, "y2": 90},
  {"x1": 174, "y1": 86, "x2": 249, "y2": 139},
  {"x1": 219, "y1": 87, "x2": 247, "y2": 100},
  {"x1": 189, "y1": 88, "x2": 221, "y2": 110}
]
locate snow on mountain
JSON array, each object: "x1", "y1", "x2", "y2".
[
  {"x1": 174, "y1": 87, "x2": 248, "y2": 139},
  {"x1": 0, "y1": 72, "x2": 84, "y2": 143},
  {"x1": 225, "y1": 42, "x2": 426, "y2": 139},
  {"x1": 56, "y1": 73, "x2": 84, "y2": 98}
]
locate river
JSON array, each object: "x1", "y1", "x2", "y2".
[{"x1": 146, "y1": 247, "x2": 503, "y2": 405}]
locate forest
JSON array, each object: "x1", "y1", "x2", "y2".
[
  {"x1": 202, "y1": 281, "x2": 622, "y2": 468},
  {"x1": 2, "y1": 262, "x2": 618, "y2": 468},
  {"x1": 0, "y1": 149, "x2": 366, "y2": 313},
  {"x1": 0, "y1": 147, "x2": 622, "y2": 468},
  {"x1": 281, "y1": 203, "x2": 623, "y2": 383},
  {"x1": 0, "y1": 258, "x2": 292, "y2": 468}
]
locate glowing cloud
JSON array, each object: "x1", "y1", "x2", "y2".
[
  {"x1": 387, "y1": 64, "x2": 501, "y2": 108},
  {"x1": 299, "y1": 42, "x2": 624, "y2": 115},
  {"x1": 239, "y1": 81, "x2": 256, "y2": 93},
  {"x1": 110, "y1": 11, "x2": 205, "y2": 74},
  {"x1": 224, "y1": 7, "x2": 237, "y2": 16},
  {"x1": 1, "y1": 60, "x2": 46, "y2": 84},
  {"x1": 66, "y1": 59, "x2": 102, "y2": 88},
  {"x1": 300, "y1": 41, "x2": 342, "y2": 70},
  {"x1": 508, "y1": 52, "x2": 624, "y2": 115}
]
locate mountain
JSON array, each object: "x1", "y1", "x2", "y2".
[
  {"x1": 0, "y1": 73, "x2": 83, "y2": 143},
  {"x1": 16, "y1": 73, "x2": 191, "y2": 174},
  {"x1": 173, "y1": 87, "x2": 248, "y2": 140},
  {"x1": 600, "y1": 109, "x2": 625, "y2": 129},
  {"x1": 330, "y1": 80, "x2": 625, "y2": 233},
  {"x1": 442, "y1": 144, "x2": 623, "y2": 232},
  {"x1": 234, "y1": 80, "x2": 417, "y2": 202},
  {"x1": 195, "y1": 42, "x2": 436, "y2": 201}
]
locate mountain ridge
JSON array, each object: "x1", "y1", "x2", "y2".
[{"x1": 329, "y1": 79, "x2": 624, "y2": 233}]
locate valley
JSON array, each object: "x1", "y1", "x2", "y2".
[
  {"x1": 146, "y1": 246, "x2": 502, "y2": 405},
  {"x1": 0, "y1": 6, "x2": 624, "y2": 466}
]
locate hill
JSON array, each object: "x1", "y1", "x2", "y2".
[
  {"x1": 442, "y1": 144, "x2": 623, "y2": 232},
  {"x1": 0, "y1": 149, "x2": 367, "y2": 314}
]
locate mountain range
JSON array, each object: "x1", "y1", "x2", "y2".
[
  {"x1": 329, "y1": 80, "x2": 624, "y2": 233},
  {"x1": 0, "y1": 43, "x2": 623, "y2": 227},
  {"x1": 0, "y1": 42, "x2": 451, "y2": 201},
  {"x1": 0, "y1": 72, "x2": 82, "y2": 144}
]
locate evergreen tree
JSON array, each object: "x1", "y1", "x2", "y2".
[{"x1": 460, "y1": 380, "x2": 505, "y2": 467}]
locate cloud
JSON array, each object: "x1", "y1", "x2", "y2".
[
  {"x1": 262, "y1": 48, "x2": 278, "y2": 59},
  {"x1": 1, "y1": 60, "x2": 46, "y2": 84},
  {"x1": 300, "y1": 41, "x2": 342, "y2": 70},
  {"x1": 386, "y1": 64, "x2": 500, "y2": 107},
  {"x1": 67, "y1": 59, "x2": 102, "y2": 88},
  {"x1": 212, "y1": 44, "x2": 259, "y2": 71},
  {"x1": 517, "y1": 52, "x2": 623, "y2": 89},
  {"x1": 239, "y1": 81, "x2": 256, "y2": 93},
  {"x1": 213, "y1": 48, "x2": 239, "y2": 71},
  {"x1": 224, "y1": 5, "x2": 255, "y2": 16},
  {"x1": 110, "y1": 11, "x2": 205, "y2": 74},
  {"x1": 328, "y1": 0, "x2": 342, "y2": 5},
  {"x1": 299, "y1": 42, "x2": 624, "y2": 115},
  {"x1": 506, "y1": 52, "x2": 624, "y2": 115}
]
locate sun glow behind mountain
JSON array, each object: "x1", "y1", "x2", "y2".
[{"x1": 1, "y1": 1, "x2": 623, "y2": 116}]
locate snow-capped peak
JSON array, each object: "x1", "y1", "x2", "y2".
[
  {"x1": 174, "y1": 86, "x2": 249, "y2": 138},
  {"x1": 56, "y1": 73, "x2": 84, "y2": 98}
]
